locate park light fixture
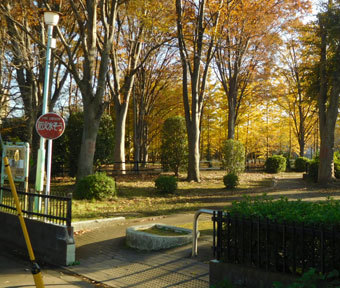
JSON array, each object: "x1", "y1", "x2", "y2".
[
  {"x1": 35, "y1": 11, "x2": 60, "y2": 196},
  {"x1": 44, "y1": 11, "x2": 60, "y2": 26}
]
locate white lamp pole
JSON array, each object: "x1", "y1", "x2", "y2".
[{"x1": 35, "y1": 12, "x2": 59, "y2": 194}]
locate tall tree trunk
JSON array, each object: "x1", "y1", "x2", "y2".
[
  {"x1": 187, "y1": 117, "x2": 200, "y2": 182},
  {"x1": 176, "y1": 0, "x2": 221, "y2": 181},
  {"x1": 318, "y1": 12, "x2": 340, "y2": 184},
  {"x1": 227, "y1": 89, "x2": 236, "y2": 139},
  {"x1": 77, "y1": 107, "x2": 101, "y2": 179},
  {"x1": 114, "y1": 102, "x2": 129, "y2": 173},
  {"x1": 299, "y1": 136, "x2": 305, "y2": 157}
]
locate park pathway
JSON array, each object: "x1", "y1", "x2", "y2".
[
  {"x1": 67, "y1": 213, "x2": 212, "y2": 288},
  {"x1": 66, "y1": 173, "x2": 340, "y2": 287}
]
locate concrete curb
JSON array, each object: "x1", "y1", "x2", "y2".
[{"x1": 72, "y1": 217, "x2": 125, "y2": 232}]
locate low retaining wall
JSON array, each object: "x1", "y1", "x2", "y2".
[
  {"x1": 0, "y1": 211, "x2": 75, "y2": 266},
  {"x1": 209, "y1": 260, "x2": 299, "y2": 288}
]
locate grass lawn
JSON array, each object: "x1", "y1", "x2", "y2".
[{"x1": 50, "y1": 170, "x2": 274, "y2": 222}]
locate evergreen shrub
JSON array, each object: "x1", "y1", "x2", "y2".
[
  {"x1": 223, "y1": 173, "x2": 239, "y2": 189},
  {"x1": 227, "y1": 195, "x2": 340, "y2": 225},
  {"x1": 294, "y1": 157, "x2": 310, "y2": 172},
  {"x1": 334, "y1": 152, "x2": 340, "y2": 179},
  {"x1": 265, "y1": 155, "x2": 286, "y2": 173},
  {"x1": 74, "y1": 173, "x2": 116, "y2": 200},
  {"x1": 155, "y1": 175, "x2": 177, "y2": 194},
  {"x1": 308, "y1": 158, "x2": 319, "y2": 182},
  {"x1": 221, "y1": 139, "x2": 245, "y2": 174},
  {"x1": 160, "y1": 116, "x2": 188, "y2": 176}
]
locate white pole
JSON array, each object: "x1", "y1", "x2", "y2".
[
  {"x1": 44, "y1": 139, "x2": 53, "y2": 215},
  {"x1": 35, "y1": 24, "x2": 54, "y2": 195}
]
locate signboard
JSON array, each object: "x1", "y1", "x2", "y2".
[
  {"x1": 36, "y1": 112, "x2": 65, "y2": 140},
  {"x1": 1, "y1": 142, "x2": 30, "y2": 184}
]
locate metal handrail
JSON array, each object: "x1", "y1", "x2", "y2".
[{"x1": 192, "y1": 208, "x2": 216, "y2": 257}]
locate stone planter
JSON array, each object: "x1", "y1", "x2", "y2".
[{"x1": 126, "y1": 223, "x2": 196, "y2": 251}]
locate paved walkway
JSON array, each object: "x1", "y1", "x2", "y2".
[
  {"x1": 0, "y1": 250, "x2": 95, "y2": 287},
  {"x1": 66, "y1": 213, "x2": 213, "y2": 288}
]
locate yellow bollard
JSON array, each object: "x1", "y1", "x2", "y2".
[{"x1": 4, "y1": 157, "x2": 45, "y2": 288}]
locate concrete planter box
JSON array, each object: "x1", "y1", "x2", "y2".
[{"x1": 126, "y1": 223, "x2": 195, "y2": 251}]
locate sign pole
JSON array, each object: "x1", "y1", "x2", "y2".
[
  {"x1": 35, "y1": 23, "x2": 53, "y2": 194},
  {"x1": 45, "y1": 139, "x2": 53, "y2": 215},
  {"x1": 35, "y1": 11, "x2": 59, "y2": 199},
  {"x1": 35, "y1": 112, "x2": 65, "y2": 215}
]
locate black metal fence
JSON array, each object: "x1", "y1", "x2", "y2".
[
  {"x1": 98, "y1": 161, "x2": 163, "y2": 175},
  {"x1": 0, "y1": 186, "x2": 72, "y2": 227},
  {"x1": 213, "y1": 211, "x2": 340, "y2": 275}
]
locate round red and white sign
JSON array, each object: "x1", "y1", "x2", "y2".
[{"x1": 36, "y1": 112, "x2": 65, "y2": 140}]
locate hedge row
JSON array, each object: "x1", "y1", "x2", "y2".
[{"x1": 227, "y1": 195, "x2": 340, "y2": 225}]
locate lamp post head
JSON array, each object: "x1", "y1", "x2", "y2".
[{"x1": 44, "y1": 11, "x2": 59, "y2": 26}]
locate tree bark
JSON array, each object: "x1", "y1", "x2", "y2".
[
  {"x1": 187, "y1": 121, "x2": 200, "y2": 181},
  {"x1": 227, "y1": 83, "x2": 237, "y2": 139},
  {"x1": 56, "y1": 0, "x2": 118, "y2": 181},
  {"x1": 77, "y1": 106, "x2": 101, "y2": 178},
  {"x1": 317, "y1": 12, "x2": 340, "y2": 184},
  {"x1": 114, "y1": 102, "x2": 129, "y2": 173}
]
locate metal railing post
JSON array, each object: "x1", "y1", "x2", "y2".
[{"x1": 192, "y1": 208, "x2": 216, "y2": 257}]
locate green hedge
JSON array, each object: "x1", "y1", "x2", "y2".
[
  {"x1": 294, "y1": 157, "x2": 310, "y2": 172},
  {"x1": 223, "y1": 173, "x2": 239, "y2": 189},
  {"x1": 227, "y1": 195, "x2": 340, "y2": 225},
  {"x1": 265, "y1": 155, "x2": 286, "y2": 173},
  {"x1": 74, "y1": 173, "x2": 116, "y2": 200},
  {"x1": 308, "y1": 158, "x2": 319, "y2": 182},
  {"x1": 160, "y1": 116, "x2": 188, "y2": 176},
  {"x1": 155, "y1": 175, "x2": 177, "y2": 194}
]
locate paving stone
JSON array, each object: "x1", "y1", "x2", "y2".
[{"x1": 66, "y1": 213, "x2": 212, "y2": 287}]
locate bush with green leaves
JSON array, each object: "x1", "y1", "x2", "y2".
[
  {"x1": 223, "y1": 173, "x2": 239, "y2": 189},
  {"x1": 74, "y1": 173, "x2": 116, "y2": 200},
  {"x1": 273, "y1": 268, "x2": 340, "y2": 288},
  {"x1": 334, "y1": 152, "x2": 340, "y2": 179},
  {"x1": 227, "y1": 195, "x2": 340, "y2": 225},
  {"x1": 265, "y1": 155, "x2": 286, "y2": 173},
  {"x1": 307, "y1": 158, "x2": 319, "y2": 182},
  {"x1": 294, "y1": 157, "x2": 310, "y2": 172},
  {"x1": 155, "y1": 175, "x2": 177, "y2": 194},
  {"x1": 221, "y1": 139, "x2": 245, "y2": 174},
  {"x1": 160, "y1": 116, "x2": 188, "y2": 176}
]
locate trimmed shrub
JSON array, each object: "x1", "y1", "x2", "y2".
[
  {"x1": 155, "y1": 175, "x2": 177, "y2": 194},
  {"x1": 227, "y1": 195, "x2": 340, "y2": 225},
  {"x1": 334, "y1": 161, "x2": 340, "y2": 179},
  {"x1": 221, "y1": 139, "x2": 245, "y2": 174},
  {"x1": 74, "y1": 173, "x2": 116, "y2": 200},
  {"x1": 273, "y1": 268, "x2": 340, "y2": 288},
  {"x1": 334, "y1": 152, "x2": 340, "y2": 179},
  {"x1": 308, "y1": 158, "x2": 319, "y2": 182},
  {"x1": 160, "y1": 116, "x2": 188, "y2": 176},
  {"x1": 294, "y1": 157, "x2": 310, "y2": 172},
  {"x1": 223, "y1": 173, "x2": 239, "y2": 189},
  {"x1": 265, "y1": 155, "x2": 286, "y2": 173}
]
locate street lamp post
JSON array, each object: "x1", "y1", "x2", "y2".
[{"x1": 35, "y1": 12, "x2": 59, "y2": 195}]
